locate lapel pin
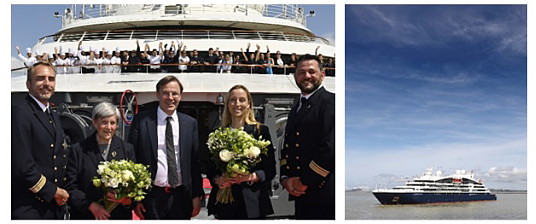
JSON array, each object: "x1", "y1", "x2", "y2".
[{"x1": 111, "y1": 151, "x2": 117, "y2": 158}]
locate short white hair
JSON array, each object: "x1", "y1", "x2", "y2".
[{"x1": 92, "y1": 102, "x2": 119, "y2": 121}]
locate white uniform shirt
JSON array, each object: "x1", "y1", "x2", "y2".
[
  {"x1": 148, "y1": 55, "x2": 162, "y2": 69},
  {"x1": 102, "y1": 57, "x2": 114, "y2": 73},
  {"x1": 178, "y1": 55, "x2": 189, "y2": 71},
  {"x1": 54, "y1": 58, "x2": 71, "y2": 74},
  {"x1": 155, "y1": 107, "x2": 182, "y2": 187},
  {"x1": 111, "y1": 56, "x2": 122, "y2": 73},
  {"x1": 18, "y1": 54, "x2": 37, "y2": 67},
  {"x1": 69, "y1": 57, "x2": 81, "y2": 74}
]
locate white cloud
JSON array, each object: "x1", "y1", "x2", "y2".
[
  {"x1": 485, "y1": 166, "x2": 527, "y2": 184},
  {"x1": 346, "y1": 138, "x2": 527, "y2": 190},
  {"x1": 347, "y1": 5, "x2": 527, "y2": 55}
]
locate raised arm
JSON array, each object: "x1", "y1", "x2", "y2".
[
  {"x1": 241, "y1": 47, "x2": 248, "y2": 61},
  {"x1": 255, "y1": 44, "x2": 261, "y2": 62},
  {"x1": 136, "y1": 40, "x2": 141, "y2": 56},
  {"x1": 158, "y1": 42, "x2": 164, "y2": 57},
  {"x1": 77, "y1": 40, "x2": 83, "y2": 52},
  {"x1": 144, "y1": 43, "x2": 149, "y2": 56},
  {"x1": 54, "y1": 47, "x2": 60, "y2": 59}
]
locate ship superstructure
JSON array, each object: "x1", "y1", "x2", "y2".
[{"x1": 32, "y1": 4, "x2": 334, "y2": 57}]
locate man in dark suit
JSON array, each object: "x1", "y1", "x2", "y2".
[
  {"x1": 12, "y1": 62, "x2": 70, "y2": 219},
  {"x1": 280, "y1": 54, "x2": 335, "y2": 219},
  {"x1": 128, "y1": 75, "x2": 204, "y2": 219}
]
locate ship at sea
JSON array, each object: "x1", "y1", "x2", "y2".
[
  {"x1": 372, "y1": 169, "x2": 497, "y2": 205},
  {"x1": 11, "y1": 4, "x2": 335, "y2": 218}
]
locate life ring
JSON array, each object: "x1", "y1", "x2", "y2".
[{"x1": 119, "y1": 89, "x2": 139, "y2": 125}]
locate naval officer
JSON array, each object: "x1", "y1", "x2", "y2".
[
  {"x1": 280, "y1": 54, "x2": 335, "y2": 219},
  {"x1": 12, "y1": 62, "x2": 70, "y2": 219}
]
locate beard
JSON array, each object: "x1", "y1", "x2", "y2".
[
  {"x1": 32, "y1": 87, "x2": 54, "y2": 102},
  {"x1": 297, "y1": 79, "x2": 322, "y2": 94}
]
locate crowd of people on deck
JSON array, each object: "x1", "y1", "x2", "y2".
[{"x1": 15, "y1": 41, "x2": 336, "y2": 76}]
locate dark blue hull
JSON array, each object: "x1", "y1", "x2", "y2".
[{"x1": 373, "y1": 192, "x2": 497, "y2": 205}]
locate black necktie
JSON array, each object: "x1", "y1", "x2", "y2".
[
  {"x1": 166, "y1": 117, "x2": 179, "y2": 187},
  {"x1": 298, "y1": 97, "x2": 307, "y2": 112},
  {"x1": 46, "y1": 107, "x2": 55, "y2": 128}
]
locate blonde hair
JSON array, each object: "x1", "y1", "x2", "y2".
[{"x1": 221, "y1": 85, "x2": 259, "y2": 129}]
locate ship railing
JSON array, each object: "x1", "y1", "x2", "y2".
[
  {"x1": 39, "y1": 29, "x2": 331, "y2": 46},
  {"x1": 12, "y1": 62, "x2": 336, "y2": 76}
]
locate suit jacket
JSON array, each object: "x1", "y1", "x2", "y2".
[
  {"x1": 205, "y1": 124, "x2": 275, "y2": 219},
  {"x1": 281, "y1": 86, "x2": 335, "y2": 206},
  {"x1": 127, "y1": 109, "x2": 204, "y2": 202},
  {"x1": 65, "y1": 133, "x2": 135, "y2": 219},
  {"x1": 11, "y1": 95, "x2": 69, "y2": 219}
]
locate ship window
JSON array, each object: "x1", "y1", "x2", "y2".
[
  {"x1": 106, "y1": 32, "x2": 133, "y2": 40},
  {"x1": 183, "y1": 31, "x2": 209, "y2": 39},
  {"x1": 83, "y1": 32, "x2": 108, "y2": 41},
  {"x1": 131, "y1": 31, "x2": 159, "y2": 40},
  {"x1": 58, "y1": 34, "x2": 81, "y2": 42},
  {"x1": 234, "y1": 31, "x2": 261, "y2": 40},
  {"x1": 258, "y1": 32, "x2": 287, "y2": 41},
  {"x1": 208, "y1": 31, "x2": 234, "y2": 39},
  {"x1": 285, "y1": 33, "x2": 314, "y2": 43},
  {"x1": 156, "y1": 31, "x2": 182, "y2": 39}
]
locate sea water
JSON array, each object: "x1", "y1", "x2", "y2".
[{"x1": 346, "y1": 190, "x2": 526, "y2": 220}]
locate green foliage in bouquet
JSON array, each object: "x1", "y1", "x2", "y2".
[
  {"x1": 92, "y1": 160, "x2": 152, "y2": 212},
  {"x1": 207, "y1": 127, "x2": 271, "y2": 203}
]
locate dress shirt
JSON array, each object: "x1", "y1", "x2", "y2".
[
  {"x1": 29, "y1": 94, "x2": 48, "y2": 112},
  {"x1": 155, "y1": 107, "x2": 182, "y2": 187},
  {"x1": 298, "y1": 85, "x2": 323, "y2": 111}
]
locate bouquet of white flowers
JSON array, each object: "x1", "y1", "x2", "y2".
[
  {"x1": 207, "y1": 127, "x2": 271, "y2": 204},
  {"x1": 92, "y1": 160, "x2": 152, "y2": 212}
]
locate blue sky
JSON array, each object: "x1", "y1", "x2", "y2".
[
  {"x1": 11, "y1": 4, "x2": 334, "y2": 57},
  {"x1": 345, "y1": 5, "x2": 527, "y2": 190},
  {"x1": 11, "y1": 4, "x2": 66, "y2": 57}
]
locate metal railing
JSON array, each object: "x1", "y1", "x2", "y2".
[
  {"x1": 39, "y1": 29, "x2": 330, "y2": 46},
  {"x1": 12, "y1": 63, "x2": 336, "y2": 76}
]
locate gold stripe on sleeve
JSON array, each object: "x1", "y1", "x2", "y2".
[
  {"x1": 309, "y1": 161, "x2": 330, "y2": 177},
  {"x1": 29, "y1": 174, "x2": 47, "y2": 193}
]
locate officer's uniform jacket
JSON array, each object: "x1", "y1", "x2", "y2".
[
  {"x1": 11, "y1": 95, "x2": 69, "y2": 219},
  {"x1": 281, "y1": 86, "x2": 335, "y2": 201}
]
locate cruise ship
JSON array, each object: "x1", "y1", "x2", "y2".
[
  {"x1": 11, "y1": 4, "x2": 335, "y2": 218},
  {"x1": 372, "y1": 169, "x2": 497, "y2": 205}
]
